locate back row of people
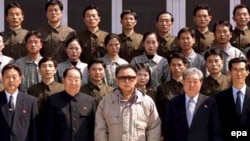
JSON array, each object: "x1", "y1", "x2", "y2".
[{"x1": 2, "y1": 1, "x2": 250, "y2": 63}]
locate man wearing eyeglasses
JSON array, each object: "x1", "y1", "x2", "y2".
[{"x1": 95, "y1": 64, "x2": 161, "y2": 141}]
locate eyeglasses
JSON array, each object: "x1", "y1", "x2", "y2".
[{"x1": 117, "y1": 76, "x2": 136, "y2": 82}]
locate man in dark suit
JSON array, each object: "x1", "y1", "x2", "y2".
[
  {"x1": 164, "y1": 67, "x2": 222, "y2": 141},
  {"x1": 0, "y1": 64, "x2": 39, "y2": 141},
  {"x1": 216, "y1": 57, "x2": 250, "y2": 141},
  {"x1": 44, "y1": 67, "x2": 95, "y2": 141}
]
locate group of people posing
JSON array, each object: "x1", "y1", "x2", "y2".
[{"x1": 1, "y1": 0, "x2": 250, "y2": 141}]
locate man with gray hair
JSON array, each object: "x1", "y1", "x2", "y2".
[{"x1": 164, "y1": 68, "x2": 222, "y2": 141}]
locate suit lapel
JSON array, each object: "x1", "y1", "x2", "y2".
[
  {"x1": 0, "y1": 91, "x2": 11, "y2": 127},
  {"x1": 190, "y1": 94, "x2": 206, "y2": 128},
  {"x1": 181, "y1": 95, "x2": 189, "y2": 128},
  {"x1": 241, "y1": 87, "x2": 250, "y2": 122},
  {"x1": 12, "y1": 92, "x2": 24, "y2": 126}
]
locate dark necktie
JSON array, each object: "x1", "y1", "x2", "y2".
[
  {"x1": 9, "y1": 95, "x2": 14, "y2": 113},
  {"x1": 236, "y1": 91, "x2": 242, "y2": 115}
]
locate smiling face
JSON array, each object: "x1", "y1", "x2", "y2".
[
  {"x1": 39, "y1": 60, "x2": 57, "y2": 80},
  {"x1": 233, "y1": 7, "x2": 250, "y2": 28}
]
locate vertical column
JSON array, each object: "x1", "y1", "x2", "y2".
[
  {"x1": 230, "y1": 0, "x2": 241, "y2": 27},
  {"x1": 0, "y1": 0, "x2": 4, "y2": 31},
  {"x1": 167, "y1": 0, "x2": 186, "y2": 36},
  {"x1": 112, "y1": 0, "x2": 122, "y2": 34},
  {"x1": 61, "y1": 0, "x2": 68, "y2": 25}
]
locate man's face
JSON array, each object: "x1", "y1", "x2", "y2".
[
  {"x1": 2, "y1": 68, "x2": 22, "y2": 93},
  {"x1": 6, "y1": 7, "x2": 24, "y2": 28},
  {"x1": 183, "y1": 73, "x2": 202, "y2": 97},
  {"x1": 63, "y1": 69, "x2": 82, "y2": 95},
  {"x1": 233, "y1": 8, "x2": 250, "y2": 28},
  {"x1": 178, "y1": 32, "x2": 195, "y2": 51},
  {"x1": 229, "y1": 62, "x2": 249, "y2": 84},
  {"x1": 65, "y1": 40, "x2": 82, "y2": 62},
  {"x1": 26, "y1": 35, "x2": 43, "y2": 54},
  {"x1": 46, "y1": 4, "x2": 62, "y2": 24},
  {"x1": 115, "y1": 68, "x2": 137, "y2": 93},
  {"x1": 214, "y1": 25, "x2": 232, "y2": 45},
  {"x1": 39, "y1": 61, "x2": 57, "y2": 80},
  {"x1": 193, "y1": 9, "x2": 211, "y2": 29},
  {"x1": 156, "y1": 13, "x2": 173, "y2": 35},
  {"x1": 120, "y1": 14, "x2": 137, "y2": 30},
  {"x1": 88, "y1": 63, "x2": 105, "y2": 82},
  {"x1": 84, "y1": 9, "x2": 101, "y2": 29},
  {"x1": 206, "y1": 55, "x2": 223, "y2": 75},
  {"x1": 170, "y1": 58, "x2": 187, "y2": 78}
]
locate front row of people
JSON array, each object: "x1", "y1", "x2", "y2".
[{"x1": 1, "y1": 57, "x2": 250, "y2": 141}]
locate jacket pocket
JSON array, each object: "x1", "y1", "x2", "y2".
[{"x1": 135, "y1": 121, "x2": 147, "y2": 140}]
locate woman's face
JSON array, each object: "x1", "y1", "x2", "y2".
[
  {"x1": 143, "y1": 33, "x2": 159, "y2": 55},
  {"x1": 136, "y1": 68, "x2": 150, "y2": 88}
]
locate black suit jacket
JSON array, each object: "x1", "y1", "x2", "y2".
[
  {"x1": 216, "y1": 87, "x2": 250, "y2": 141},
  {"x1": 0, "y1": 90, "x2": 39, "y2": 141},
  {"x1": 164, "y1": 94, "x2": 222, "y2": 141},
  {"x1": 44, "y1": 91, "x2": 96, "y2": 141}
]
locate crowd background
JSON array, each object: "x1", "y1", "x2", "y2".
[
  {"x1": 1, "y1": 0, "x2": 250, "y2": 35},
  {"x1": 1, "y1": 0, "x2": 250, "y2": 141}
]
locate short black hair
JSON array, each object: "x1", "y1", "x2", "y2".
[
  {"x1": 83, "y1": 5, "x2": 101, "y2": 17},
  {"x1": 168, "y1": 53, "x2": 188, "y2": 65},
  {"x1": 233, "y1": 4, "x2": 250, "y2": 16},
  {"x1": 5, "y1": 2, "x2": 24, "y2": 16},
  {"x1": 65, "y1": 37, "x2": 81, "y2": 48},
  {"x1": 135, "y1": 63, "x2": 151, "y2": 89},
  {"x1": 246, "y1": 49, "x2": 250, "y2": 59},
  {"x1": 204, "y1": 48, "x2": 223, "y2": 61},
  {"x1": 0, "y1": 32, "x2": 4, "y2": 39},
  {"x1": 213, "y1": 20, "x2": 233, "y2": 33},
  {"x1": 45, "y1": 0, "x2": 63, "y2": 12},
  {"x1": 63, "y1": 67, "x2": 83, "y2": 80},
  {"x1": 120, "y1": 9, "x2": 137, "y2": 20},
  {"x1": 177, "y1": 27, "x2": 195, "y2": 39},
  {"x1": 156, "y1": 11, "x2": 174, "y2": 22},
  {"x1": 38, "y1": 57, "x2": 57, "y2": 68},
  {"x1": 104, "y1": 33, "x2": 121, "y2": 46},
  {"x1": 193, "y1": 3, "x2": 211, "y2": 16},
  {"x1": 2, "y1": 63, "x2": 22, "y2": 77},
  {"x1": 228, "y1": 57, "x2": 248, "y2": 71},
  {"x1": 115, "y1": 64, "x2": 137, "y2": 77},
  {"x1": 88, "y1": 59, "x2": 106, "y2": 70},
  {"x1": 142, "y1": 32, "x2": 158, "y2": 42},
  {"x1": 24, "y1": 31, "x2": 42, "y2": 44}
]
